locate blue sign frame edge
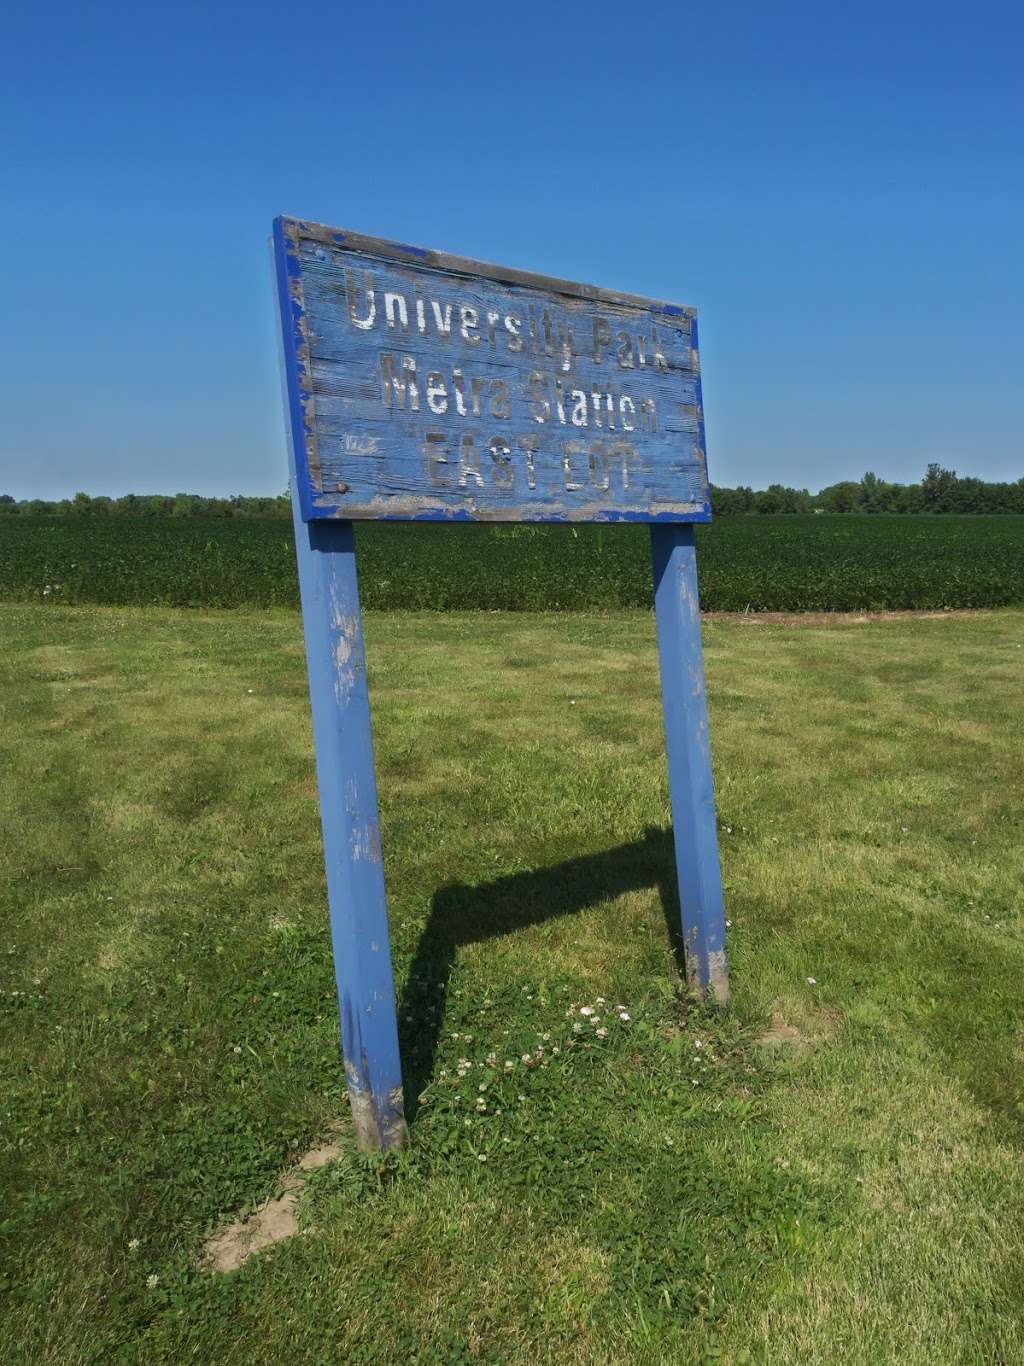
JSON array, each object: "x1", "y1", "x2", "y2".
[{"x1": 273, "y1": 217, "x2": 320, "y2": 525}]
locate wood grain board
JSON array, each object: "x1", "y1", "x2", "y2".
[{"x1": 273, "y1": 218, "x2": 711, "y2": 523}]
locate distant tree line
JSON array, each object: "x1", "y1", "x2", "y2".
[
  {"x1": 2, "y1": 465, "x2": 1022, "y2": 517},
  {"x1": 0, "y1": 491, "x2": 292, "y2": 518},
  {"x1": 714, "y1": 464, "x2": 1024, "y2": 514}
]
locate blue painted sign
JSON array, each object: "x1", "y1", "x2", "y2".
[
  {"x1": 272, "y1": 216, "x2": 729, "y2": 1152},
  {"x1": 273, "y1": 217, "x2": 711, "y2": 523}
]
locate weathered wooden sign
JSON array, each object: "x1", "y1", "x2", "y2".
[
  {"x1": 272, "y1": 217, "x2": 728, "y2": 1152},
  {"x1": 275, "y1": 218, "x2": 711, "y2": 524}
]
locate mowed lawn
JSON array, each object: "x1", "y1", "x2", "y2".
[{"x1": 2, "y1": 603, "x2": 1023, "y2": 1364}]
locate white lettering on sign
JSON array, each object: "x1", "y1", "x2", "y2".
[
  {"x1": 360, "y1": 250, "x2": 673, "y2": 468},
  {"x1": 347, "y1": 272, "x2": 673, "y2": 375},
  {"x1": 382, "y1": 354, "x2": 653, "y2": 432},
  {"x1": 421, "y1": 430, "x2": 638, "y2": 494}
]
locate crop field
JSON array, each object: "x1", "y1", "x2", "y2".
[
  {"x1": 2, "y1": 602, "x2": 1024, "y2": 1363},
  {"x1": 1, "y1": 513, "x2": 1022, "y2": 612}
]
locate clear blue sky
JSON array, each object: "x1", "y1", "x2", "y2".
[{"x1": 3, "y1": 0, "x2": 1021, "y2": 500}]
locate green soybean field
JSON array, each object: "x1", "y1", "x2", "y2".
[{"x1": 1, "y1": 514, "x2": 1021, "y2": 612}]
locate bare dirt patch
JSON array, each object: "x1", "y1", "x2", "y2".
[
  {"x1": 203, "y1": 1134, "x2": 342, "y2": 1273},
  {"x1": 756, "y1": 1013, "x2": 806, "y2": 1047}
]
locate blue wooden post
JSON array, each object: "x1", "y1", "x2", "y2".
[
  {"x1": 650, "y1": 524, "x2": 729, "y2": 1004},
  {"x1": 290, "y1": 509, "x2": 408, "y2": 1149}
]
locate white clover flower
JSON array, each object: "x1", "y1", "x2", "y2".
[
  {"x1": 694, "y1": 1040, "x2": 703, "y2": 1050},
  {"x1": 541, "y1": 1032, "x2": 551, "y2": 1041},
  {"x1": 596, "y1": 997, "x2": 606, "y2": 1005},
  {"x1": 806, "y1": 977, "x2": 817, "y2": 986},
  {"x1": 579, "y1": 1006, "x2": 594, "y2": 1017},
  {"x1": 478, "y1": 1083, "x2": 487, "y2": 1092},
  {"x1": 617, "y1": 1011, "x2": 630, "y2": 1022},
  {"x1": 128, "y1": 1238, "x2": 140, "y2": 1252},
  {"x1": 478, "y1": 1153, "x2": 487, "y2": 1162},
  {"x1": 595, "y1": 1027, "x2": 608, "y2": 1039},
  {"x1": 521, "y1": 1053, "x2": 531, "y2": 1063},
  {"x1": 572, "y1": 1022, "x2": 582, "y2": 1034},
  {"x1": 146, "y1": 1274, "x2": 159, "y2": 1289}
]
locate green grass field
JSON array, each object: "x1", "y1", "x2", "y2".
[
  {"x1": 2, "y1": 513, "x2": 1023, "y2": 611},
  {"x1": 2, "y1": 603, "x2": 1024, "y2": 1362}
]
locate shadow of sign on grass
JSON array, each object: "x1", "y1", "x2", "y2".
[{"x1": 396, "y1": 826, "x2": 685, "y2": 1115}]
